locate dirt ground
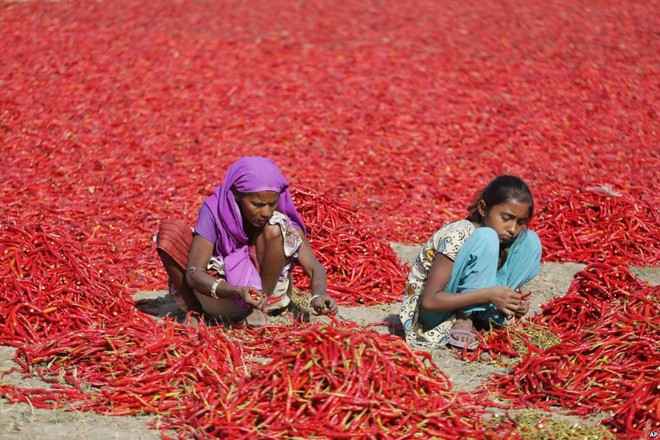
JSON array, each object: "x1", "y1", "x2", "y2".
[{"x1": 1, "y1": 243, "x2": 658, "y2": 439}]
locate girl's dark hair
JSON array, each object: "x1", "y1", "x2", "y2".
[{"x1": 466, "y1": 175, "x2": 534, "y2": 223}]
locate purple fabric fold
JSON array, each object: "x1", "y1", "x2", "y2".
[{"x1": 202, "y1": 157, "x2": 305, "y2": 290}]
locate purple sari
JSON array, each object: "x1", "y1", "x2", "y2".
[{"x1": 202, "y1": 157, "x2": 305, "y2": 290}]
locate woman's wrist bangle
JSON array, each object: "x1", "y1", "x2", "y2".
[
  {"x1": 310, "y1": 294, "x2": 323, "y2": 302},
  {"x1": 210, "y1": 279, "x2": 221, "y2": 299}
]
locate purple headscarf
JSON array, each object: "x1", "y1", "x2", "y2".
[{"x1": 203, "y1": 157, "x2": 306, "y2": 290}]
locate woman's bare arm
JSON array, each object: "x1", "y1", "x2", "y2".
[{"x1": 295, "y1": 233, "x2": 337, "y2": 314}]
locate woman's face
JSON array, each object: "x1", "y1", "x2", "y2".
[
  {"x1": 237, "y1": 191, "x2": 280, "y2": 229},
  {"x1": 480, "y1": 198, "x2": 531, "y2": 244}
]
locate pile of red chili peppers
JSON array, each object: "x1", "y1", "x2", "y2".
[
  {"x1": 467, "y1": 264, "x2": 659, "y2": 438},
  {"x1": 1, "y1": 220, "x2": 132, "y2": 346},
  {"x1": 1, "y1": 0, "x2": 658, "y2": 438},
  {"x1": 535, "y1": 187, "x2": 660, "y2": 266},
  {"x1": 0, "y1": 314, "x2": 523, "y2": 438},
  {"x1": 291, "y1": 187, "x2": 408, "y2": 304},
  {"x1": 164, "y1": 321, "x2": 514, "y2": 438}
]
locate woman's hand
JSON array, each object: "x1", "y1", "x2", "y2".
[
  {"x1": 489, "y1": 286, "x2": 522, "y2": 317},
  {"x1": 237, "y1": 286, "x2": 266, "y2": 309},
  {"x1": 310, "y1": 294, "x2": 338, "y2": 315}
]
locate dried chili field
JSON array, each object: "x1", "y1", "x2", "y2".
[{"x1": 1, "y1": 0, "x2": 658, "y2": 439}]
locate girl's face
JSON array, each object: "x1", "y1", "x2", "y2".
[
  {"x1": 237, "y1": 191, "x2": 280, "y2": 229},
  {"x1": 479, "y1": 198, "x2": 531, "y2": 244}
]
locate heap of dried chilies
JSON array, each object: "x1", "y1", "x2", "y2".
[
  {"x1": 0, "y1": 219, "x2": 131, "y2": 345},
  {"x1": 466, "y1": 264, "x2": 659, "y2": 438},
  {"x1": 0, "y1": 316, "x2": 244, "y2": 417},
  {"x1": 291, "y1": 187, "x2": 408, "y2": 304},
  {"x1": 162, "y1": 320, "x2": 519, "y2": 439},
  {"x1": 535, "y1": 187, "x2": 659, "y2": 266},
  {"x1": 1, "y1": 316, "x2": 522, "y2": 438}
]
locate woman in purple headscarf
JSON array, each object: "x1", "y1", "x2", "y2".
[{"x1": 155, "y1": 157, "x2": 337, "y2": 325}]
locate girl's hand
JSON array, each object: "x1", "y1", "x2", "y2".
[
  {"x1": 238, "y1": 287, "x2": 266, "y2": 309},
  {"x1": 310, "y1": 294, "x2": 338, "y2": 315},
  {"x1": 489, "y1": 286, "x2": 522, "y2": 317},
  {"x1": 513, "y1": 288, "x2": 530, "y2": 317},
  {"x1": 514, "y1": 298, "x2": 530, "y2": 317}
]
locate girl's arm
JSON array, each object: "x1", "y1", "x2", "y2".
[
  {"x1": 186, "y1": 234, "x2": 263, "y2": 308},
  {"x1": 420, "y1": 253, "x2": 521, "y2": 317},
  {"x1": 295, "y1": 233, "x2": 337, "y2": 314}
]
